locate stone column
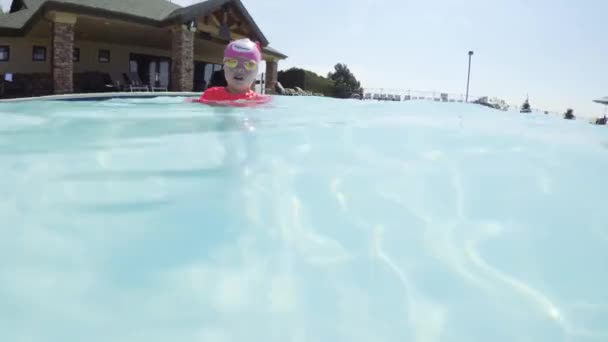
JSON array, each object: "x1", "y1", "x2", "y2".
[
  {"x1": 265, "y1": 60, "x2": 278, "y2": 94},
  {"x1": 50, "y1": 13, "x2": 77, "y2": 94},
  {"x1": 171, "y1": 25, "x2": 194, "y2": 92}
]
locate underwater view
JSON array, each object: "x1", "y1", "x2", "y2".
[{"x1": 1, "y1": 96, "x2": 607, "y2": 342}]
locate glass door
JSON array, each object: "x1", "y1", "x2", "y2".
[
  {"x1": 130, "y1": 53, "x2": 171, "y2": 89},
  {"x1": 159, "y1": 61, "x2": 169, "y2": 88},
  {"x1": 148, "y1": 60, "x2": 157, "y2": 87}
]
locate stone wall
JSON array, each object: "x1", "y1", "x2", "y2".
[
  {"x1": 171, "y1": 26, "x2": 194, "y2": 92},
  {"x1": 52, "y1": 22, "x2": 74, "y2": 94},
  {"x1": 265, "y1": 60, "x2": 278, "y2": 94}
]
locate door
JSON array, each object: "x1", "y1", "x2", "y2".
[
  {"x1": 130, "y1": 53, "x2": 171, "y2": 89},
  {"x1": 159, "y1": 61, "x2": 169, "y2": 88}
]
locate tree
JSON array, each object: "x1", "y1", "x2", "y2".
[
  {"x1": 327, "y1": 63, "x2": 361, "y2": 98},
  {"x1": 278, "y1": 67, "x2": 334, "y2": 96}
]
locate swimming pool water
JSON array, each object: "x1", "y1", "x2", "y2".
[{"x1": 1, "y1": 96, "x2": 607, "y2": 342}]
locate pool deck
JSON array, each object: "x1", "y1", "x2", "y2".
[{"x1": 0, "y1": 92, "x2": 201, "y2": 102}]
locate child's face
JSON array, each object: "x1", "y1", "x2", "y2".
[{"x1": 223, "y1": 56, "x2": 258, "y2": 92}]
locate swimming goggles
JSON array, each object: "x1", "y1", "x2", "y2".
[{"x1": 223, "y1": 57, "x2": 257, "y2": 71}]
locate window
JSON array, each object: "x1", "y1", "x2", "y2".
[
  {"x1": 98, "y1": 49, "x2": 110, "y2": 63},
  {"x1": 73, "y1": 48, "x2": 80, "y2": 62},
  {"x1": 32, "y1": 46, "x2": 46, "y2": 61},
  {"x1": 0, "y1": 46, "x2": 9, "y2": 62}
]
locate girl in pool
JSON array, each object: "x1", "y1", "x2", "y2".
[{"x1": 197, "y1": 38, "x2": 270, "y2": 106}]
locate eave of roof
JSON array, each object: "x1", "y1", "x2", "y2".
[
  {"x1": 263, "y1": 46, "x2": 288, "y2": 59},
  {"x1": 162, "y1": 0, "x2": 268, "y2": 47}
]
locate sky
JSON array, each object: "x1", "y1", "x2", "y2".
[{"x1": 2, "y1": 0, "x2": 607, "y2": 115}]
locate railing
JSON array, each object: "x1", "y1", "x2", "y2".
[
  {"x1": 362, "y1": 88, "x2": 492, "y2": 103},
  {"x1": 361, "y1": 88, "x2": 563, "y2": 114}
]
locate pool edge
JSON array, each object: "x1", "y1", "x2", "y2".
[{"x1": 0, "y1": 91, "x2": 201, "y2": 102}]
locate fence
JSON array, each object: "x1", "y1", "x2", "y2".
[
  {"x1": 362, "y1": 88, "x2": 493, "y2": 103},
  {"x1": 361, "y1": 87, "x2": 562, "y2": 114}
]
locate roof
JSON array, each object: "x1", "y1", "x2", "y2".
[
  {"x1": 21, "y1": 0, "x2": 177, "y2": 21},
  {"x1": 0, "y1": 6, "x2": 37, "y2": 29},
  {"x1": 0, "y1": 0, "x2": 287, "y2": 58},
  {"x1": 263, "y1": 45, "x2": 288, "y2": 59},
  {"x1": 593, "y1": 96, "x2": 608, "y2": 105},
  {"x1": 0, "y1": 0, "x2": 180, "y2": 31},
  {"x1": 162, "y1": 0, "x2": 269, "y2": 46}
]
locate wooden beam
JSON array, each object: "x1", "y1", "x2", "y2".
[
  {"x1": 227, "y1": 10, "x2": 240, "y2": 27},
  {"x1": 195, "y1": 30, "x2": 230, "y2": 46},
  {"x1": 225, "y1": 6, "x2": 252, "y2": 37},
  {"x1": 238, "y1": 24, "x2": 250, "y2": 36},
  {"x1": 196, "y1": 19, "x2": 220, "y2": 33},
  {"x1": 47, "y1": 11, "x2": 78, "y2": 24},
  {"x1": 233, "y1": 27, "x2": 248, "y2": 36},
  {"x1": 210, "y1": 13, "x2": 221, "y2": 27}
]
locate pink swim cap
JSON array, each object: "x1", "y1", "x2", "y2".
[{"x1": 224, "y1": 38, "x2": 262, "y2": 62}]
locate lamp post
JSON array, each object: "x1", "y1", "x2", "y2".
[{"x1": 465, "y1": 50, "x2": 474, "y2": 103}]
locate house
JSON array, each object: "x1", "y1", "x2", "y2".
[{"x1": 0, "y1": 0, "x2": 287, "y2": 97}]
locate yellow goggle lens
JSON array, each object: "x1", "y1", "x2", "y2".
[
  {"x1": 223, "y1": 58, "x2": 239, "y2": 69},
  {"x1": 223, "y1": 58, "x2": 257, "y2": 71},
  {"x1": 243, "y1": 61, "x2": 257, "y2": 71}
]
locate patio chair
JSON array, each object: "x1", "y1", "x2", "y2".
[
  {"x1": 122, "y1": 72, "x2": 149, "y2": 92},
  {"x1": 103, "y1": 72, "x2": 122, "y2": 92},
  {"x1": 274, "y1": 82, "x2": 288, "y2": 95},
  {"x1": 295, "y1": 87, "x2": 311, "y2": 96},
  {"x1": 145, "y1": 72, "x2": 169, "y2": 92},
  {"x1": 0, "y1": 73, "x2": 11, "y2": 97}
]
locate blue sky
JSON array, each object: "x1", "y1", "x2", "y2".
[{"x1": 2, "y1": 0, "x2": 606, "y2": 115}]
